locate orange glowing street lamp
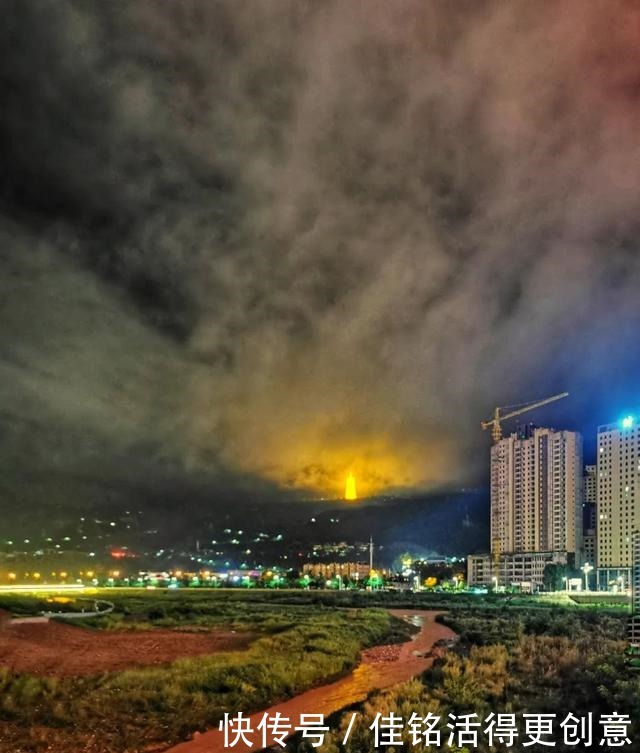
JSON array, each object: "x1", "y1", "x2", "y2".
[{"x1": 345, "y1": 472, "x2": 357, "y2": 501}]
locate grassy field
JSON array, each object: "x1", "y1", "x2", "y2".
[
  {"x1": 284, "y1": 607, "x2": 637, "y2": 752},
  {"x1": 0, "y1": 590, "x2": 412, "y2": 753},
  {"x1": 0, "y1": 588, "x2": 633, "y2": 752},
  {"x1": 0, "y1": 586, "x2": 631, "y2": 621}
]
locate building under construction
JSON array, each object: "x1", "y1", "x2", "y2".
[
  {"x1": 471, "y1": 393, "x2": 583, "y2": 589},
  {"x1": 490, "y1": 425, "x2": 583, "y2": 566}
]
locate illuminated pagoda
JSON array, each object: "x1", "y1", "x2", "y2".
[{"x1": 345, "y1": 472, "x2": 357, "y2": 501}]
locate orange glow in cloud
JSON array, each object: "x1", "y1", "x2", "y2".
[
  {"x1": 230, "y1": 424, "x2": 456, "y2": 499},
  {"x1": 203, "y1": 372, "x2": 457, "y2": 499}
]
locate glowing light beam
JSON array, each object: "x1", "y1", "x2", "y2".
[{"x1": 345, "y1": 472, "x2": 357, "y2": 500}]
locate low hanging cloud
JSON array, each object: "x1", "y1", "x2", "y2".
[{"x1": 1, "y1": 0, "x2": 640, "y2": 503}]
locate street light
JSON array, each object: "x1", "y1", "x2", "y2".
[{"x1": 581, "y1": 562, "x2": 593, "y2": 592}]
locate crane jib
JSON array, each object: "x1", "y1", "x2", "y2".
[{"x1": 481, "y1": 392, "x2": 569, "y2": 443}]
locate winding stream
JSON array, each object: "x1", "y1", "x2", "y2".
[{"x1": 165, "y1": 609, "x2": 456, "y2": 753}]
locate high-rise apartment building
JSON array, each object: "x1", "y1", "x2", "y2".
[
  {"x1": 583, "y1": 464, "x2": 597, "y2": 566},
  {"x1": 585, "y1": 464, "x2": 597, "y2": 504},
  {"x1": 490, "y1": 427, "x2": 583, "y2": 569},
  {"x1": 596, "y1": 415, "x2": 640, "y2": 589},
  {"x1": 629, "y1": 531, "x2": 640, "y2": 644},
  {"x1": 633, "y1": 531, "x2": 640, "y2": 615}
]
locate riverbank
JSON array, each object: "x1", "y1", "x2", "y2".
[{"x1": 165, "y1": 609, "x2": 456, "y2": 753}]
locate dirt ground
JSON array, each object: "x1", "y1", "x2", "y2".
[{"x1": 0, "y1": 619, "x2": 254, "y2": 676}]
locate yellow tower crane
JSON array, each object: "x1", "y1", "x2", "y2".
[{"x1": 481, "y1": 392, "x2": 569, "y2": 444}]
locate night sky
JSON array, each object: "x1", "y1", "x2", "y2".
[{"x1": 2, "y1": 1, "x2": 640, "y2": 519}]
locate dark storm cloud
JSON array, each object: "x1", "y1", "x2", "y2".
[{"x1": 1, "y1": 0, "x2": 640, "y2": 501}]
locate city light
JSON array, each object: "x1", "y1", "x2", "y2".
[
  {"x1": 0, "y1": 584, "x2": 88, "y2": 593},
  {"x1": 581, "y1": 562, "x2": 594, "y2": 592},
  {"x1": 621, "y1": 415, "x2": 635, "y2": 429}
]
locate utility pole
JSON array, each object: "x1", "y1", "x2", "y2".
[{"x1": 369, "y1": 535, "x2": 373, "y2": 573}]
